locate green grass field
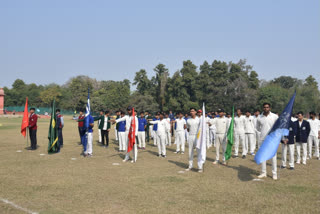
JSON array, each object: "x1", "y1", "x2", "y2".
[{"x1": 0, "y1": 117, "x2": 319, "y2": 214}]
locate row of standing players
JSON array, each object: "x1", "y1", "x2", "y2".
[{"x1": 77, "y1": 105, "x2": 320, "y2": 179}]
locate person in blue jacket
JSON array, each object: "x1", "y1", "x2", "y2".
[
  {"x1": 294, "y1": 111, "x2": 311, "y2": 165},
  {"x1": 281, "y1": 120, "x2": 297, "y2": 170}
]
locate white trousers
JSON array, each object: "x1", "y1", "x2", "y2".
[
  {"x1": 282, "y1": 143, "x2": 295, "y2": 168},
  {"x1": 138, "y1": 131, "x2": 146, "y2": 148},
  {"x1": 115, "y1": 127, "x2": 118, "y2": 141},
  {"x1": 234, "y1": 133, "x2": 246, "y2": 156},
  {"x1": 157, "y1": 134, "x2": 166, "y2": 156},
  {"x1": 296, "y1": 142, "x2": 307, "y2": 164},
  {"x1": 175, "y1": 131, "x2": 185, "y2": 152},
  {"x1": 185, "y1": 130, "x2": 189, "y2": 141},
  {"x1": 188, "y1": 134, "x2": 203, "y2": 169},
  {"x1": 256, "y1": 131, "x2": 261, "y2": 149},
  {"x1": 86, "y1": 132, "x2": 93, "y2": 155},
  {"x1": 152, "y1": 130, "x2": 157, "y2": 145},
  {"x1": 215, "y1": 133, "x2": 227, "y2": 162},
  {"x1": 209, "y1": 129, "x2": 215, "y2": 147},
  {"x1": 166, "y1": 131, "x2": 171, "y2": 146},
  {"x1": 118, "y1": 131, "x2": 127, "y2": 151},
  {"x1": 124, "y1": 140, "x2": 138, "y2": 162},
  {"x1": 98, "y1": 129, "x2": 102, "y2": 143},
  {"x1": 245, "y1": 133, "x2": 256, "y2": 154},
  {"x1": 307, "y1": 136, "x2": 319, "y2": 158}
]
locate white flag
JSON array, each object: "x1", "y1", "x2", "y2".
[{"x1": 196, "y1": 103, "x2": 207, "y2": 167}]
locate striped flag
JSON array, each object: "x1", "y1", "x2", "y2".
[{"x1": 48, "y1": 99, "x2": 59, "y2": 153}]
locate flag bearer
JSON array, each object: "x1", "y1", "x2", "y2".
[
  {"x1": 173, "y1": 112, "x2": 186, "y2": 154},
  {"x1": 113, "y1": 107, "x2": 138, "y2": 163},
  {"x1": 234, "y1": 108, "x2": 246, "y2": 158},
  {"x1": 149, "y1": 112, "x2": 168, "y2": 157},
  {"x1": 209, "y1": 109, "x2": 229, "y2": 165},
  {"x1": 29, "y1": 107, "x2": 38, "y2": 150},
  {"x1": 244, "y1": 110, "x2": 256, "y2": 155},
  {"x1": 281, "y1": 120, "x2": 296, "y2": 170},
  {"x1": 295, "y1": 111, "x2": 311, "y2": 165},
  {"x1": 185, "y1": 108, "x2": 200, "y2": 171},
  {"x1": 307, "y1": 112, "x2": 320, "y2": 160},
  {"x1": 138, "y1": 111, "x2": 147, "y2": 149},
  {"x1": 256, "y1": 103, "x2": 278, "y2": 180},
  {"x1": 56, "y1": 109, "x2": 64, "y2": 148},
  {"x1": 84, "y1": 114, "x2": 94, "y2": 157}
]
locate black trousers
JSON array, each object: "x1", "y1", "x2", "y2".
[
  {"x1": 58, "y1": 128, "x2": 63, "y2": 146},
  {"x1": 29, "y1": 129, "x2": 37, "y2": 149},
  {"x1": 101, "y1": 130, "x2": 109, "y2": 146}
]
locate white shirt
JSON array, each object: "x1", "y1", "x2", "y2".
[
  {"x1": 103, "y1": 116, "x2": 109, "y2": 130},
  {"x1": 291, "y1": 117, "x2": 297, "y2": 122},
  {"x1": 187, "y1": 117, "x2": 200, "y2": 135},
  {"x1": 165, "y1": 118, "x2": 171, "y2": 132},
  {"x1": 307, "y1": 118, "x2": 320, "y2": 137},
  {"x1": 234, "y1": 115, "x2": 246, "y2": 134},
  {"x1": 244, "y1": 115, "x2": 255, "y2": 134},
  {"x1": 150, "y1": 119, "x2": 167, "y2": 135},
  {"x1": 116, "y1": 115, "x2": 138, "y2": 136},
  {"x1": 256, "y1": 112, "x2": 278, "y2": 142},
  {"x1": 210, "y1": 117, "x2": 228, "y2": 134},
  {"x1": 175, "y1": 118, "x2": 186, "y2": 132}
]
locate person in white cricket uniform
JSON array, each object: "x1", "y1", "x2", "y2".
[
  {"x1": 114, "y1": 107, "x2": 139, "y2": 163},
  {"x1": 256, "y1": 103, "x2": 279, "y2": 180},
  {"x1": 165, "y1": 113, "x2": 172, "y2": 146},
  {"x1": 244, "y1": 110, "x2": 256, "y2": 155},
  {"x1": 234, "y1": 108, "x2": 247, "y2": 158},
  {"x1": 253, "y1": 110, "x2": 261, "y2": 149},
  {"x1": 174, "y1": 112, "x2": 187, "y2": 154},
  {"x1": 184, "y1": 113, "x2": 189, "y2": 142},
  {"x1": 149, "y1": 112, "x2": 168, "y2": 157},
  {"x1": 307, "y1": 112, "x2": 320, "y2": 160},
  {"x1": 209, "y1": 109, "x2": 229, "y2": 165},
  {"x1": 209, "y1": 114, "x2": 216, "y2": 147},
  {"x1": 185, "y1": 108, "x2": 201, "y2": 172}
]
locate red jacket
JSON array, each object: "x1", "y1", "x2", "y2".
[
  {"x1": 29, "y1": 113, "x2": 38, "y2": 130},
  {"x1": 78, "y1": 115, "x2": 85, "y2": 127}
]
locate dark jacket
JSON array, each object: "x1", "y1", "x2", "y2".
[
  {"x1": 281, "y1": 120, "x2": 296, "y2": 144},
  {"x1": 29, "y1": 113, "x2": 38, "y2": 130},
  {"x1": 96, "y1": 116, "x2": 111, "y2": 130},
  {"x1": 294, "y1": 120, "x2": 311, "y2": 143}
]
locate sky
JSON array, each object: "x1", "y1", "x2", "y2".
[{"x1": 0, "y1": 0, "x2": 319, "y2": 88}]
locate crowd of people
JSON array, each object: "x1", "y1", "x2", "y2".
[{"x1": 26, "y1": 102, "x2": 320, "y2": 179}]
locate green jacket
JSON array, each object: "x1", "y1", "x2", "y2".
[{"x1": 94, "y1": 116, "x2": 111, "y2": 130}]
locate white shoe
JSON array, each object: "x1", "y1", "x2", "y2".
[
  {"x1": 123, "y1": 159, "x2": 128, "y2": 162},
  {"x1": 181, "y1": 152, "x2": 185, "y2": 154},
  {"x1": 213, "y1": 160, "x2": 219, "y2": 165},
  {"x1": 302, "y1": 162, "x2": 306, "y2": 165},
  {"x1": 198, "y1": 169, "x2": 203, "y2": 173},
  {"x1": 296, "y1": 161, "x2": 300, "y2": 164},
  {"x1": 258, "y1": 174, "x2": 267, "y2": 178},
  {"x1": 272, "y1": 175, "x2": 277, "y2": 180},
  {"x1": 307, "y1": 157, "x2": 310, "y2": 160},
  {"x1": 131, "y1": 160, "x2": 136, "y2": 163}
]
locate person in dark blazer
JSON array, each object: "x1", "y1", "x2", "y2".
[
  {"x1": 281, "y1": 120, "x2": 296, "y2": 170},
  {"x1": 294, "y1": 111, "x2": 311, "y2": 165},
  {"x1": 29, "y1": 107, "x2": 38, "y2": 150},
  {"x1": 95, "y1": 111, "x2": 111, "y2": 147}
]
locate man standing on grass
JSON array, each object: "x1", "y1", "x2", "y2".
[
  {"x1": 209, "y1": 109, "x2": 229, "y2": 165},
  {"x1": 117, "y1": 111, "x2": 126, "y2": 152},
  {"x1": 173, "y1": 112, "x2": 187, "y2": 154},
  {"x1": 281, "y1": 120, "x2": 296, "y2": 170},
  {"x1": 307, "y1": 111, "x2": 320, "y2": 160},
  {"x1": 138, "y1": 111, "x2": 147, "y2": 149},
  {"x1": 113, "y1": 107, "x2": 138, "y2": 163},
  {"x1": 253, "y1": 109, "x2": 261, "y2": 149},
  {"x1": 152, "y1": 113, "x2": 160, "y2": 146},
  {"x1": 29, "y1": 107, "x2": 38, "y2": 150},
  {"x1": 256, "y1": 103, "x2": 278, "y2": 180},
  {"x1": 145, "y1": 111, "x2": 150, "y2": 142},
  {"x1": 185, "y1": 108, "x2": 200, "y2": 171},
  {"x1": 164, "y1": 112, "x2": 172, "y2": 146},
  {"x1": 98, "y1": 111, "x2": 111, "y2": 148},
  {"x1": 234, "y1": 108, "x2": 246, "y2": 158},
  {"x1": 78, "y1": 110, "x2": 85, "y2": 145},
  {"x1": 295, "y1": 111, "x2": 310, "y2": 165},
  {"x1": 97, "y1": 110, "x2": 104, "y2": 144},
  {"x1": 56, "y1": 109, "x2": 64, "y2": 148},
  {"x1": 84, "y1": 114, "x2": 94, "y2": 157},
  {"x1": 149, "y1": 112, "x2": 168, "y2": 157},
  {"x1": 244, "y1": 110, "x2": 256, "y2": 155}
]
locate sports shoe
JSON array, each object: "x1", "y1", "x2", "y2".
[
  {"x1": 250, "y1": 153, "x2": 255, "y2": 156},
  {"x1": 242, "y1": 155, "x2": 246, "y2": 159},
  {"x1": 302, "y1": 162, "x2": 306, "y2": 165},
  {"x1": 296, "y1": 161, "x2": 300, "y2": 164},
  {"x1": 257, "y1": 174, "x2": 267, "y2": 178},
  {"x1": 222, "y1": 161, "x2": 227, "y2": 165},
  {"x1": 280, "y1": 166, "x2": 286, "y2": 169},
  {"x1": 123, "y1": 159, "x2": 129, "y2": 162},
  {"x1": 181, "y1": 152, "x2": 185, "y2": 154},
  {"x1": 233, "y1": 155, "x2": 238, "y2": 158},
  {"x1": 213, "y1": 160, "x2": 219, "y2": 165},
  {"x1": 174, "y1": 151, "x2": 179, "y2": 154},
  {"x1": 198, "y1": 169, "x2": 203, "y2": 173},
  {"x1": 272, "y1": 175, "x2": 277, "y2": 180},
  {"x1": 289, "y1": 167, "x2": 294, "y2": 170}
]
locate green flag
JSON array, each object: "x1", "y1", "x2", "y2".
[
  {"x1": 48, "y1": 99, "x2": 59, "y2": 153},
  {"x1": 225, "y1": 106, "x2": 234, "y2": 161}
]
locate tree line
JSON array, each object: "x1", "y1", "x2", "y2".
[{"x1": 3, "y1": 59, "x2": 320, "y2": 114}]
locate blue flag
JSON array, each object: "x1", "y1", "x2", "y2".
[
  {"x1": 82, "y1": 88, "x2": 91, "y2": 153},
  {"x1": 254, "y1": 92, "x2": 296, "y2": 164}
]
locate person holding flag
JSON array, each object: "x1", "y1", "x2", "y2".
[
  {"x1": 29, "y1": 107, "x2": 38, "y2": 150},
  {"x1": 255, "y1": 93, "x2": 296, "y2": 180},
  {"x1": 113, "y1": 106, "x2": 138, "y2": 162},
  {"x1": 225, "y1": 107, "x2": 235, "y2": 163}
]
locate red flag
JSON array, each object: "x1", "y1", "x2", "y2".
[
  {"x1": 21, "y1": 97, "x2": 29, "y2": 137},
  {"x1": 127, "y1": 107, "x2": 136, "y2": 153}
]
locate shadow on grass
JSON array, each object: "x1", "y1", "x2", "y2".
[
  {"x1": 225, "y1": 164, "x2": 257, "y2": 182},
  {"x1": 146, "y1": 150, "x2": 159, "y2": 157},
  {"x1": 168, "y1": 160, "x2": 189, "y2": 169}
]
